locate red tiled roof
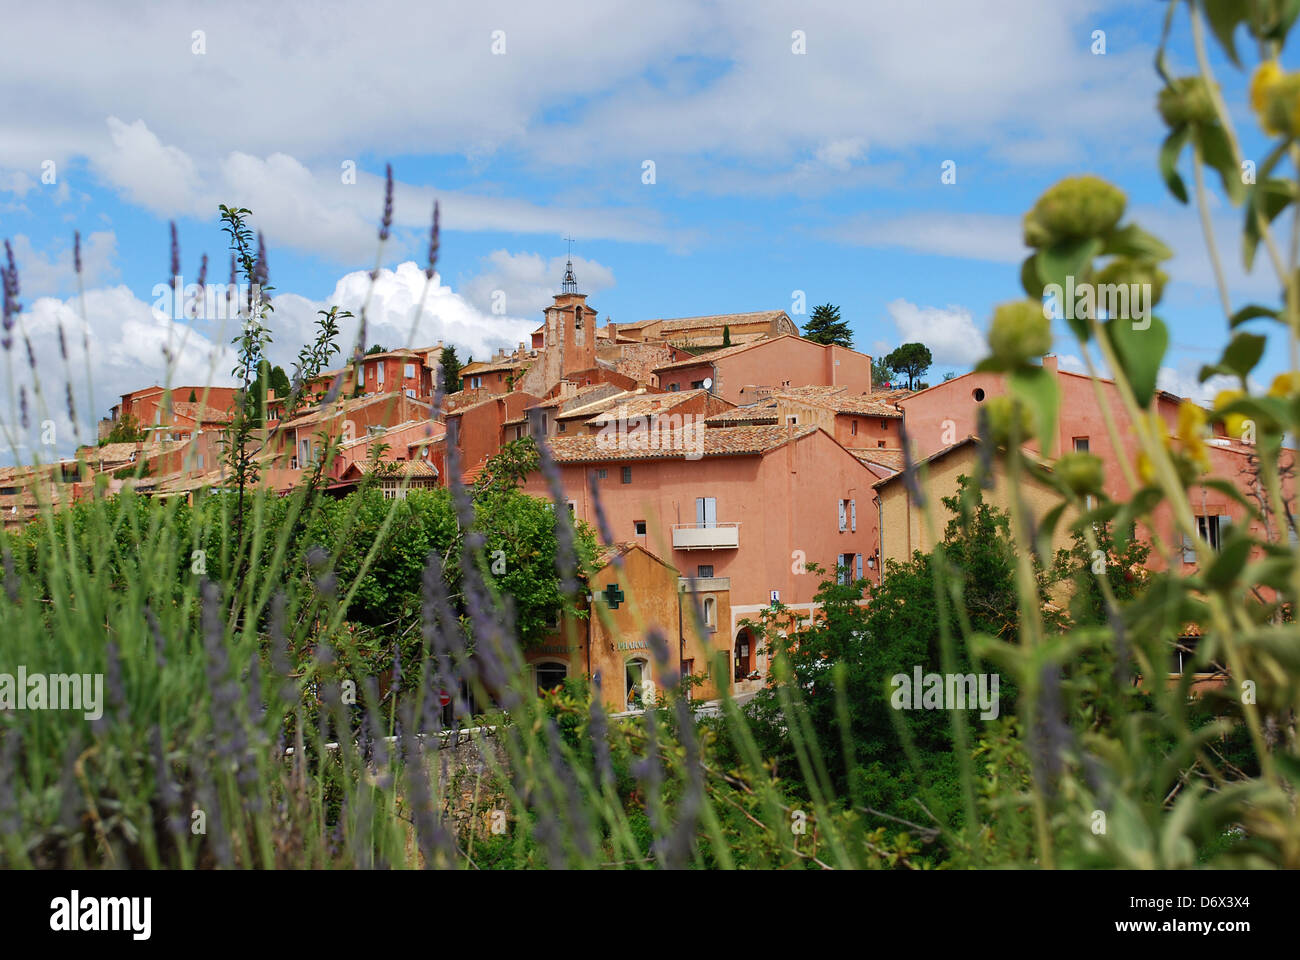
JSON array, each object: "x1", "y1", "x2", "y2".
[{"x1": 542, "y1": 424, "x2": 816, "y2": 463}]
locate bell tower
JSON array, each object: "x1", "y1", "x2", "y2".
[{"x1": 543, "y1": 243, "x2": 597, "y2": 378}]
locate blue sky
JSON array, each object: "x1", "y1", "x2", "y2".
[{"x1": 0, "y1": 0, "x2": 1291, "y2": 459}]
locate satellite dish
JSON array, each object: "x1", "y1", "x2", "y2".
[{"x1": 702, "y1": 377, "x2": 713, "y2": 391}]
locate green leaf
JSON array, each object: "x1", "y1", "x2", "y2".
[
  {"x1": 1196, "y1": 123, "x2": 1244, "y2": 205},
  {"x1": 1020, "y1": 253, "x2": 1045, "y2": 299},
  {"x1": 1158, "y1": 126, "x2": 1190, "y2": 204},
  {"x1": 1035, "y1": 236, "x2": 1101, "y2": 292},
  {"x1": 1103, "y1": 314, "x2": 1168, "y2": 407},
  {"x1": 1243, "y1": 179, "x2": 1296, "y2": 271},
  {"x1": 1204, "y1": 533, "x2": 1252, "y2": 590},
  {"x1": 1202, "y1": 0, "x2": 1245, "y2": 68},
  {"x1": 1103, "y1": 222, "x2": 1175, "y2": 261},
  {"x1": 1220, "y1": 331, "x2": 1268, "y2": 378},
  {"x1": 1009, "y1": 365, "x2": 1061, "y2": 457},
  {"x1": 1229, "y1": 303, "x2": 1280, "y2": 328}
]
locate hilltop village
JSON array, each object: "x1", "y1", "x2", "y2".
[{"x1": 0, "y1": 264, "x2": 1282, "y2": 712}]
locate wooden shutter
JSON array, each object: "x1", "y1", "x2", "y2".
[
  {"x1": 856, "y1": 553, "x2": 864, "y2": 580},
  {"x1": 838, "y1": 499, "x2": 847, "y2": 532},
  {"x1": 850, "y1": 499, "x2": 857, "y2": 532}
]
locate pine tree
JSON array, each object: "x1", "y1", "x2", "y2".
[
  {"x1": 439, "y1": 345, "x2": 463, "y2": 393},
  {"x1": 801, "y1": 303, "x2": 853, "y2": 347},
  {"x1": 722, "y1": 325, "x2": 732, "y2": 347}
]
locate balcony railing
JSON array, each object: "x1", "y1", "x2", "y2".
[{"x1": 671, "y1": 522, "x2": 740, "y2": 550}]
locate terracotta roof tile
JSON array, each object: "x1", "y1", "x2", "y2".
[{"x1": 542, "y1": 424, "x2": 815, "y2": 463}]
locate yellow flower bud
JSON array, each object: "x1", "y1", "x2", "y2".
[
  {"x1": 1176, "y1": 400, "x2": 1209, "y2": 472},
  {"x1": 1267, "y1": 371, "x2": 1300, "y2": 398},
  {"x1": 1251, "y1": 61, "x2": 1283, "y2": 114},
  {"x1": 1214, "y1": 388, "x2": 1250, "y2": 440}
]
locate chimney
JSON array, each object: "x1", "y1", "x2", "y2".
[{"x1": 1042, "y1": 354, "x2": 1058, "y2": 374}]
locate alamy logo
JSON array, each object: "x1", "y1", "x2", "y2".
[
  {"x1": 1042, "y1": 276, "x2": 1152, "y2": 330},
  {"x1": 0, "y1": 666, "x2": 103, "y2": 720},
  {"x1": 50, "y1": 891, "x2": 151, "y2": 940},
  {"x1": 890, "y1": 667, "x2": 1000, "y2": 720},
  {"x1": 595, "y1": 413, "x2": 707, "y2": 460}
]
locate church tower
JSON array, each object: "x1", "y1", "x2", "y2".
[{"x1": 542, "y1": 255, "x2": 597, "y2": 379}]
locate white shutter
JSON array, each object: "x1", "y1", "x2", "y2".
[
  {"x1": 856, "y1": 553, "x2": 863, "y2": 579},
  {"x1": 850, "y1": 499, "x2": 857, "y2": 532},
  {"x1": 377, "y1": 363, "x2": 384, "y2": 385},
  {"x1": 1182, "y1": 534, "x2": 1197, "y2": 563},
  {"x1": 838, "y1": 499, "x2": 847, "y2": 532}
]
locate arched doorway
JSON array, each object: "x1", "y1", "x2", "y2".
[{"x1": 734, "y1": 628, "x2": 753, "y2": 681}]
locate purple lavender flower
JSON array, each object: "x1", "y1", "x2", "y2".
[
  {"x1": 425, "y1": 200, "x2": 439, "y2": 279},
  {"x1": 73, "y1": 231, "x2": 82, "y2": 276},
  {"x1": 898, "y1": 422, "x2": 926, "y2": 509},
  {"x1": 18, "y1": 385, "x2": 28, "y2": 431},
  {"x1": 2, "y1": 238, "x2": 20, "y2": 351},
  {"x1": 169, "y1": 221, "x2": 180, "y2": 281},
  {"x1": 379, "y1": 164, "x2": 394, "y2": 242}
]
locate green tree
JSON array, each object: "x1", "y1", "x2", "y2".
[
  {"x1": 722, "y1": 325, "x2": 732, "y2": 347},
  {"x1": 801, "y1": 303, "x2": 853, "y2": 347},
  {"x1": 439, "y1": 345, "x2": 463, "y2": 393},
  {"x1": 99, "y1": 413, "x2": 147, "y2": 446},
  {"x1": 871, "y1": 356, "x2": 892, "y2": 388},
  {"x1": 883, "y1": 342, "x2": 932, "y2": 390},
  {"x1": 365, "y1": 343, "x2": 388, "y2": 355}
]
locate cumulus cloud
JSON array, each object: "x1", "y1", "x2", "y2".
[
  {"x1": 459, "y1": 251, "x2": 616, "y2": 320},
  {"x1": 0, "y1": 285, "x2": 237, "y2": 460},
  {"x1": 92, "y1": 118, "x2": 205, "y2": 216},
  {"x1": 884, "y1": 298, "x2": 987, "y2": 368},
  {"x1": 8, "y1": 231, "x2": 117, "y2": 296},
  {"x1": 0, "y1": 249, "x2": 544, "y2": 462}
]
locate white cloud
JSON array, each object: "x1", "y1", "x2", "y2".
[
  {"x1": 884, "y1": 298, "x2": 987, "y2": 368},
  {"x1": 459, "y1": 251, "x2": 616, "y2": 320},
  {"x1": 8, "y1": 231, "x2": 118, "y2": 296},
  {"x1": 830, "y1": 212, "x2": 1025, "y2": 264},
  {"x1": 0, "y1": 2, "x2": 1154, "y2": 196},
  {"x1": 0, "y1": 250, "x2": 541, "y2": 461},
  {"x1": 92, "y1": 118, "x2": 205, "y2": 216}
]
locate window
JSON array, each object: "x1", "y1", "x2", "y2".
[
  {"x1": 851, "y1": 420, "x2": 858, "y2": 436},
  {"x1": 877, "y1": 440, "x2": 886, "y2": 448},
  {"x1": 838, "y1": 498, "x2": 856, "y2": 532},
  {"x1": 786, "y1": 415, "x2": 798, "y2": 425},
  {"x1": 558, "y1": 421, "x2": 566, "y2": 433},
  {"x1": 880, "y1": 419, "x2": 889, "y2": 430},
  {"x1": 837, "y1": 553, "x2": 861, "y2": 585},
  {"x1": 668, "y1": 383, "x2": 680, "y2": 392},
  {"x1": 626, "y1": 658, "x2": 648, "y2": 710},
  {"x1": 1073, "y1": 437, "x2": 1090, "y2": 452},
  {"x1": 973, "y1": 388, "x2": 985, "y2": 402},
  {"x1": 696, "y1": 497, "x2": 717, "y2": 528},
  {"x1": 567, "y1": 501, "x2": 576, "y2": 516},
  {"x1": 470, "y1": 376, "x2": 482, "y2": 389},
  {"x1": 404, "y1": 363, "x2": 416, "y2": 378},
  {"x1": 376, "y1": 364, "x2": 384, "y2": 385},
  {"x1": 574, "y1": 306, "x2": 583, "y2": 329},
  {"x1": 697, "y1": 564, "x2": 714, "y2": 578},
  {"x1": 681, "y1": 658, "x2": 695, "y2": 680},
  {"x1": 622, "y1": 466, "x2": 632, "y2": 484},
  {"x1": 536, "y1": 662, "x2": 567, "y2": 692},
  {"x1": 405, "y1": 388, "x2": 416, "y2": 398},
  {"x1": 691, "y1": 380, "x2": 705, "y2": 390},
  {"x1": 597, "y1": 468, "x2": 608, "y2": 480},
  {"x1": 634, "y1": 520, "x2": 647, "y2": 536},
  {"x1": 1185, "y1": 514, "x2": 1230, "y2": 560},
  {"x1": 703, "y1": 597, "x2": 716, "y2": 628}
]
